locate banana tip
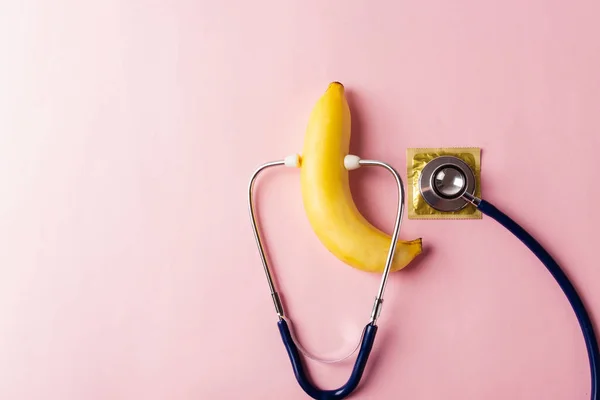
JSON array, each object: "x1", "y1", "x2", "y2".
[{"x1": 327, "y1": 81, "x2": 345, "y2": 92}]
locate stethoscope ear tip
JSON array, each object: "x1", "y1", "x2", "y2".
[{"x1": 284, "y1": 154, "x2": 301, "y2": 168}]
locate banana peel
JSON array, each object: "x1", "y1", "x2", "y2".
[{"x1": 299, "y1": 82, "x2": 422, "y2": 273}]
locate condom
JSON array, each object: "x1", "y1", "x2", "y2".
[{"x1": 406, "y1": 147, "x2": 482, "y2": 219}]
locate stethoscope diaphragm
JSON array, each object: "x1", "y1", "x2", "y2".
[{"x1": 418, "y1": 155, "x2": 477, "y2": 212}]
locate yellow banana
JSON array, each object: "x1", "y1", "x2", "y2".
[{"x1": 299, "y1": 82, "x2": 422, "y2": 273}]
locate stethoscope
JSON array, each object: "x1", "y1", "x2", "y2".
[{"x1": 248, "y1": 154, "x2": 600, "y2": 400}]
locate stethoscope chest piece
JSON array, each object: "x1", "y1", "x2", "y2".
[{"x1": 418, "y1": 155, "x2": 476, "y2": 212}]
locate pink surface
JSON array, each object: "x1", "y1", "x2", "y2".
[{"x1": 1, "y1": 1, "x2": 600, "y2": 399}]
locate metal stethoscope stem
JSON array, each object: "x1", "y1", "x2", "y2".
[
  {"x1": 248, "y1": 159, "x2": 286, "y2": 319},
  {"x1": 248, "y1": 157, "x2": 404, "y2": 325}
]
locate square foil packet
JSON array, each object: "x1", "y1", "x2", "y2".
[{"x1": 407, "y1": 147, "x2": 482, "y2": 220}]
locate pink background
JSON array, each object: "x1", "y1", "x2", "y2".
[{"x1": 1, "y1": 1, "x2": 599, "y2": 399}]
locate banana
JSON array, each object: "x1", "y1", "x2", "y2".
[{"x1": 299, "y1": 82, "x2": 422, "y2": 273}]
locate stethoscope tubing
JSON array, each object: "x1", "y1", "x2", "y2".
[
  {"x1": 278, "y1": 320, "x2": 378, "y2": 400},
  {"x1": 477, "y1": 199, "x2": 599, "y2": 400}
]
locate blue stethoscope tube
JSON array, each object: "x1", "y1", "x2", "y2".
[
  {"x1": 277, "y1": 198, "x2": 599, "y2": 400},
  {"x1": 478, "y1": 199, "x2": 599, "y2": 400},
  {"x1": 278, "y1": 321, "x2": 378, "y2": 400}
]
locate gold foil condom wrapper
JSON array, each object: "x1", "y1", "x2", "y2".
[{"x1": 406, "y1": 147, "x2": 482, "y2": 219}]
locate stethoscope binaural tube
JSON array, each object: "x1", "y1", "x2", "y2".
[{"x1": 422, "y1": 156, "x2": 600, "y2": 400}]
